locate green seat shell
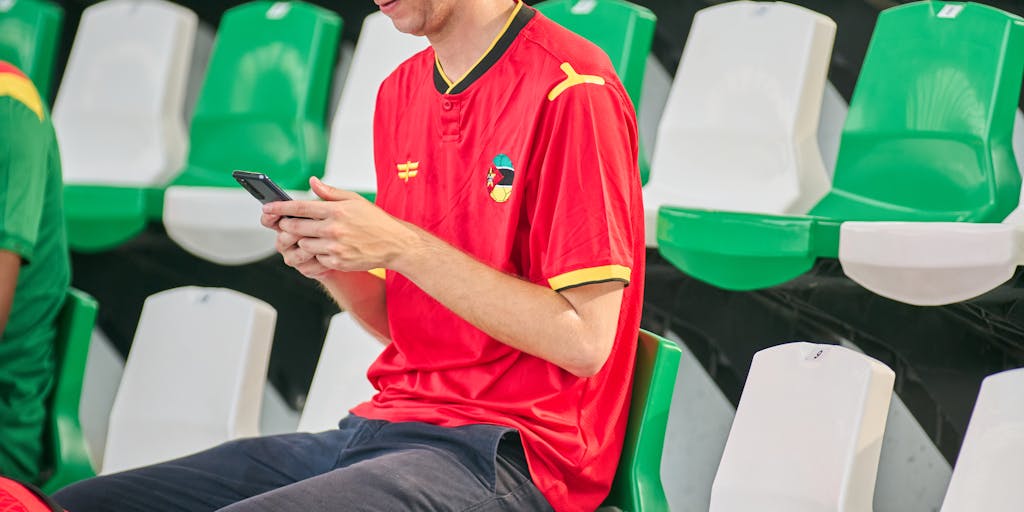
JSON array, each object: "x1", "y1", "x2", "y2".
[
  {"x1": 602, "y1": 330, "x2": 682, "y2": 511},
  {"x1": 172, "y1": 1, "x2": 341, "y2": 191},
  {"x1": 39, "y1": 288, "x2": 98, "y2": 493}
]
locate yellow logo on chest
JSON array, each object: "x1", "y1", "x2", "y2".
[{"x1": 397, "y1": 161, "x2": 419, "y2": 182}]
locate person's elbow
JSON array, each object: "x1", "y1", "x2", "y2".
[{"x1": 563, "y1": 335, "x2": 614, "y2": 378}]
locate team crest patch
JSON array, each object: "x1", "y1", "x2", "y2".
[{"x1": 487, "y1": 154, "x2": 515, "y2": 203}]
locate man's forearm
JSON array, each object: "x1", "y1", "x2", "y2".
[
  {"x1": 390, "y1": 228, "x2": 622, "y2": 377},
  {"x1": 319, "y1": 270, "x2": 390, "y2": 344}
]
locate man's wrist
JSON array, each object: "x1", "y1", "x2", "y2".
[{"x1": 389, "y1": 223, "x2": 438, "y2": 276}]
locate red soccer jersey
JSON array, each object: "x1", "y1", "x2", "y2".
[{"x1": 351, "y1": 4, "x2": 645, "y2": 510}]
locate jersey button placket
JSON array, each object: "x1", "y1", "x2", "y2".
[{"x1": 441, "y1": 97, "x2": 461, "y2": 142}]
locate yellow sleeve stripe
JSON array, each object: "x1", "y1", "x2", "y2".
[
  {"x1": 547, "y1": 62, "x2": 606, "y2": 101},
  {"x1": 0, "y1": 73, "x2": 44, "y2": 121},
  {"x1": 548, "y1": 265, "x2": 630, "y2": 291},
  {"x1": 368, "y1": 268, "x2": 386, "y2": 280}
]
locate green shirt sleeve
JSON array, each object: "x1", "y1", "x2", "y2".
[{"x1": 0, "y1": 97, "x2": 49, "y2": 263}]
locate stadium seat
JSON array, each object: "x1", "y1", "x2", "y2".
[
  {"x1": 644, "y1": 1, "x2": 836, "y2": 248},
  {"x1": 296, "y1": 312, "x2": 383, "y2": 433},
  {"x1": 101, "y1": 287, "x2": 276, "y2": 474},
  {"x1": 838, "y1": 112, "x2": 1024, "y2": 306},
  {"x1": 55, "y1": 0, "x2": 198, "y2": 253},
  {"x1": 165, "y1": 10, "x2": 421, "y2": 265},
  {"x1": 601, "y1": 330, "x2": 681, "y2": 512},
  {"x1": 39, "y1": 289, "x2": 98, "y2": 493},
  {"x1": 533, "y1": 0, "x2": 657, "y2": 184},
  {"x1": 658, "y1": 1, "x2": 1024, "y2": 291},
  {"x1": 940, "y1": 368, "x2": 1024, "y2": 512},
  {"x1": 709, "y1": 342, "x2": 894, "y2": 512},
  {"x1": 0, "y1": 0, "x2": 62, "y2": 99},
  {"x1": 162, "y1": 0, "x2": 341, "y2": 265}
]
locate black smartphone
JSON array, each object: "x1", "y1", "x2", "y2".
[{"x1": 232, "y1": 170, "x2": 293, "y2": 204}]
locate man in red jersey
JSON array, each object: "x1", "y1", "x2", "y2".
[{"x1": 56, "y1": 1, "x2": 643, "y2": 510}]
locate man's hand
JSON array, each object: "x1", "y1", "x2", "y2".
[
  {"x1": 261, "y1": 200, "x2": 330, "y2": 280},
  {"x1": 263, "y1": 177, "x2": 419, "y2": 273}
]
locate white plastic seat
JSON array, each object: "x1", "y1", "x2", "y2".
[
  {"x1": 838, "y1": 111, "x2": 1024, "y2": 306},
  {"x1": 54, "y1": 0, "x2": 196, "y2": 188},
  {"x1": 297, "y1": 312, "x2": 384, "y2": 433},
  {"x1": 940, "y1": 368, "x2": 1024, "y2": 512},
  {"x1": 322, "y1": 11, "x2": 428, "y2": 193},
  {"x1": 643, "y1": 1, "x2": 836, "y2": 246},
  {"x1": 162, "y1": 11, "x2": 427, "y2": 265},
  {"x1": 709, "y1": 342, "x2": 894, "y2": 512},
  {"x1": 101, "y1": 287, "x2": 276, "y2": 474}
]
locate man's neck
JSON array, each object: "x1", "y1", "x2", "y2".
[{"x1": 430, "y1": 0, "x2": 519, "y2": 86}]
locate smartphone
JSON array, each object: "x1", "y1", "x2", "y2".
[{"x1": 232, "y1": 170, "x2": 293, "y2": 204}]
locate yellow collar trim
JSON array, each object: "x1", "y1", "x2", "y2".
[{"x1": 435, "y1": 0, "x2": 524, "y2": 94}]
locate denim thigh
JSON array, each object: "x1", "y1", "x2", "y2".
[{"x1": 54, "y1": 416, "x2": 553, "y2": 512}]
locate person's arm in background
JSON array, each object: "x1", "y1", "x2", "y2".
[{"x1": 0, "y1": 251, "x2": 19, "y2": 335}]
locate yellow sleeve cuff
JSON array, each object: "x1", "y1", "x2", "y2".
[{"x1": 547, "y1": 265, "x2": 630, "y2": 291}]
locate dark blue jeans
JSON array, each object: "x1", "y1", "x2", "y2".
[{"x1": 55, "y1": 415, "x2": 553, "y2": 511}]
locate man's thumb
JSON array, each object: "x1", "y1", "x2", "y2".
[{"x1": 310, "y1": 176, "x2": 349, "y2": 201}]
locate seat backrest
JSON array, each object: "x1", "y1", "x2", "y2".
[
  {"x1": 176, "y1": 1, "x2": 340, "y2": 189},
  {"x1": 814, "y1": 1, "x2": 1024, "y2": 222},
  {"x1": 602, "y1": 330, "x2": 682, "y2": 511},
  {"x1": 54, "y1": 0, "x2": 197, "y2": 187},
  {"x1": 533, "y1": 0, "x2": 655, "y2": 110},
  {"x1": 709, "y1": 342, "x2": 894, "y2": 512},
  {"x1": 322, "y1": 11, "x2": 426, "y2": 196},
  {"x1": 0, "y1": 0, "x2": 62, "y2": 99},
  {"x1": 940, "y1": 368, "x2": 1024, "y2": 511},
  {"x1": 102, "y1": 287, "x2": 276, "y2": 474},
  {"x1": 296, "y1": 312, "x2": 384, "y2": 433},
  {"x1": 646, "y1": 1, "x2": 835, "y2": 216},
  {"x1": 41, "y1": 288, "x2": 98, "y2": 493}
]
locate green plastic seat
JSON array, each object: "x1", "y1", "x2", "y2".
[
  {"x1": 658, "y1": 1, "x2": 1024, "y2": 290},
  {"x1": 602, "y1": 329, "x2": 682, "y2": 512},
  {"x1": 172, "y1": 1, "x2": 340, "y2": 191},
  {"x1": 0, "y1": 0, "x2": 63, "y2": 100},
  {"x1": 533, "y1": 0, "x2": 656, "y2": 184},
  {"x1": 65, "y1": 1, "x2": 341, "y2": 252},
  {"x1": 39, "y1": 288, "x2": 98, "y2": 493}
]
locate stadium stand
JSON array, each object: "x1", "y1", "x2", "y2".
[
  {"x1": 643, "y1": 1, "x2": 837, "y2": 251},
  {"x1": 0, "y1": 0, "x2": 62, "y2": 99},
  {"x1": 56, "y1": 0, "x2": 198, "y2": 253},
  {"x1": 101, "y1": 287, "x2": 275, "y2": 474},
  {"x1": 24, "y1": 0, "x2": 1024, "y2": 509},
  {"x1": 709, "y1": 342, "x2": 894, "y2": 512}
]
